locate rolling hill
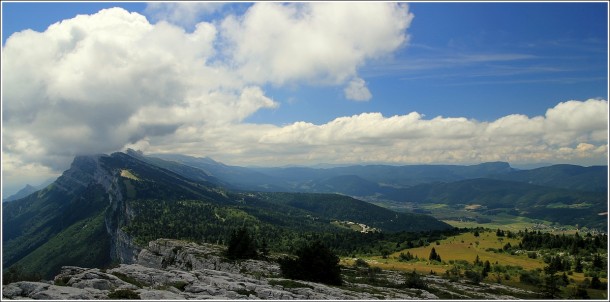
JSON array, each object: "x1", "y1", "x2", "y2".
[
  {"x1": 399, "y1": 178, "x2": 607, "y2": 229},
  {"x1": 136, "y1": 152, "x2": 609, "y2": 229},
  {"x1": 489, "y1": 164, "x2": 608, "y2": 192}
]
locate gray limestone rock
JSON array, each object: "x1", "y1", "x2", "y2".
[{"x1": 2, "y1": 239, "x2": 537, "y2": 300}]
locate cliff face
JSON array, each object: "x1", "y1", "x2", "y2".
[
  {"x1": 60, "y1": 154, "x2": 141, "y2": 264},
  {"x1": 2, "y1": 239, "x2": 536, "y2": 300},
  {"x1": 2, "y1": 153, "x2": 141, "y2": 276},
  {"x1": 101, "y1": 159, "x2": 140, "y2": 264},
  {"x1": 53, "y1": 155, "x2": 108, "y2": 195}
]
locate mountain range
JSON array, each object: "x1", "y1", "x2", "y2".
[
  {"x1": 150, "y1": 151, "x2": 607, "y2": 227},
  {"x1": 2, "y1": 150, "x2": 607, "y2": 279},
  {"x1": 2, "y1": 151, "x2": 450, "y2": 278},
  {"x1": 151, "y1": 152, "x2": 607, "y2": 194}
]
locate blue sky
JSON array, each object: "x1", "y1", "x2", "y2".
[
  {"x1": 253, "y1": 1, "x2": 608, "y2": 125},
  {"x1": 3, "y1": 2, "x2": 607, "y2": 123},
  {"x1": 1, "y1": 1, "x2": 608, "y2": 195}
]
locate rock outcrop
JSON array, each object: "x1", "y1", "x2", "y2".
[{"x1": 2, "y1": 239, "x2": 536, "y2": 300}]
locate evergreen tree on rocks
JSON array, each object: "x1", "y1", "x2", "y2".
[{"x1": 226, "y1": 227, "x2": 258, "y2": 260}]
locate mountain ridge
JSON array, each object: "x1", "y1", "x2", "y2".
[{"x1": 3, "y1": 151, "x2": 451, "y2": 278}]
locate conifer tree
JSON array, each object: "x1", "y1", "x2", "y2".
[
  {"x1": 226, "y1": 227, "x2": 258, "y2": 260},
  {"x1": 429, "y1": 247, "x2": 441, "y2": 262},
  {"x1": 279, "y1": 241, "x2": 342, "y2": 285}
]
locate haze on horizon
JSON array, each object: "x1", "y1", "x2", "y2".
[{"x1": 1, "y1": 2, "x2": 608, "y2": 196}]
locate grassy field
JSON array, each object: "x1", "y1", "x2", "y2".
[
  {"x1": 340, "y1": 229, "x2": 607, "y2": 299},
  {"x1": 390, "y1": 231, "x2": 544, "y2": 270},
  {"x1": 372, "y1": 200, "x2": 583, "y2": 234},
  {"x1": 341, "y1": 231, "x2": 545, "y2": 273}
]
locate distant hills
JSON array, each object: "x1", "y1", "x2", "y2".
[
  {"x1": 152, "y1": 152, "x2": 607, "y2": 193},
  {"x1": 488, "y1": 164, "x2": 608, "y2": 192},
  {"x1": 399, "y1": 178, "x2": 607, "y2": 228},
  {"x1": 150, "y1": 152, "x2": 608, "y2": 229},
  {"x1": 3, "y1": 185, "x2": 40, "y2": 203},
  {"x1": 3, "y1": 179, "x2": 55, "y2": 203}
]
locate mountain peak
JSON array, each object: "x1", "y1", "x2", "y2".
[
  {"x1": 125, "y1": 148, "x2": 145, "y2": 158},
  {"x1": 3, "y1": 184, "x2": 39, "y2": 202},
  {"x1": 52, "y1": 154, "x2": 110, "y2": 195}
]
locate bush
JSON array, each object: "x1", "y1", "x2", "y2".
[
  {"x1": 590, "y1": 276, "x2": 603, "y2": 289},
  {"x1": 353, "y1": 258, "x2": 369, "y2": 268},
  {"x1": 111, "y1": 272, "x2": 144, "y2": 288},
  {"x1": 520, "y1": 270, "x2": 542, "y2": 286},
  {"x1": 464, "y1": 270, "x2": 482, "y2": 284},
  {"x1": 107, "y1": 289, "x2": 140, "y2": 299},
  {"x1": 364, "y1": 266, "x2": 382, "y2": 282},
  {"x1": 2, "y1": 265, "x2": 42, "y2": 285},
  {"x1": 54, "y1": 276, "x2": 71, "y2": 286},
  {"x1": 226, "y1": 227, "x2": 258, "y2": 260},
  {"x1": 398, "y1": 252, "x2": 415, "y2": 262},
  {"x1": 279, "y1": 241, "x2": 342, "y2": 285},
  {"x1": 569, "y1": 285, "x2": 590, "y2": 299},
  {"x1": 171, "y1": 281, "x2": 189, "y2": 291},
  {"x1": 403, "y1": 270, "x2": 428, "y2": 289}
]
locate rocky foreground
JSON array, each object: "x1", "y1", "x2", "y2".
[{"x1": 3, "y1": 239, "x2": 536, "y2": 300}]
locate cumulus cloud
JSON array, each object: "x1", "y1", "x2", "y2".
[
  {"x1": 220, "y1": 2, "x2": 412, "y2": 85},
  {"x1": 344, "y1": 78, "x2": 372, "y2": 101},
  {"x1": 2, "y1": 3, "x2": 412, "y2": 177},
  {"x1": 2, "y1": 7, "x2": 275, "y2": 172},
  {"x1": 145, "y1": 2, "x2": 226, "y2": 29},
  {"x1": 2, "y1": 3, "x2": 608, "y2": 195},
  {"x1": 144, "y1": 99, "x2": 608, "y2": 167}
]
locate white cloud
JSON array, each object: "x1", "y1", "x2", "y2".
[
  {"x1": 2, "y1": 3, "x2": 413, "y2": 180},
  {"x1": 2, "y1": 7, "x2": 274, "y2": 172},
  {"x1": 274, "y1": 99, "x2": 606, "y2": 164},
  {"x1": 220, "y1": 2, "x2": 412, "y2": 85},
  {"x1": 143, "y1": 99, "x2": 607, "y2": 168},
  {"x1": 2, "y1": 4, "x2": 608, "y2": 195},
  {"x1": 145, "y1": 2, "x2": 226, "y2": 29},
  {"x1": 1, "y1": 152, "x2": 60, "y2": 196},
  {"x1": 344, "y1": 78, "x2": 372, "y2": 101}
]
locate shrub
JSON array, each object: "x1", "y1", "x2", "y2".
[
  {"x1": 2, "y1": 265, "x2": 42, "y2": 285},
  {"x1": 568, "y1": 285, "x2": 590, "y2": 299},
  {"x1": 520, "y1": 270, "x2": 542, "y2": 286},
  {"x1": 107, "y1": 289, "x2": 140, "y2": 299},
  {"x1": 236, "y1": 289, "x2": 257, "y2": 296},
  {"x1": 171, "y1": 280, "x2": 189, "y2": 291},
  {"x1": 111, "y1": 272, "x2": 144, "y2": 288},
  {"x1": 590, "y1": 276, "x2": 603, "y2": 289},
  {"x1": 279, "y1": 240, "x2": 342, "y2": 285},
  {"x1": 353, "y1": 258, "x2": 369, "y2": 268},
  {"x1": 54, "y1": 276, "x2": 71, "y2": 286},
  {"x1": 398, "y1": 252, "x2": 415, "y2": 262},
  {"x1": 226, "y1": 227, "x2": 258, "y2": 260},
  {"x1": 464, "y1": 270, "x2": 482, "y2": 284},
  {"x1": 403, "y1": 270, "x2": 428, "y2": 289}
]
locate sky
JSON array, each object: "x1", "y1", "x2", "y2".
[{"x1": 1, "y1": 1, "x2": 609, "y2": 196}]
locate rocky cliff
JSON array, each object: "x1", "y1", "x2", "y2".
[
  {"x1": 61, "y1": 154, "x2": 140, "y2": 265},
  {"x1": 3, "y1": 239, "x2": 536, "y2": 300}
]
